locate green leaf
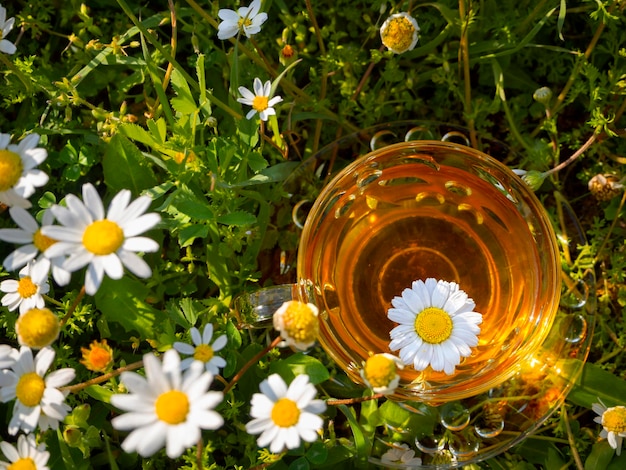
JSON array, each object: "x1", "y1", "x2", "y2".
[
  {"x1": 288, "y1": 457, "x2": 310, "y2": 470},
  {"x1": 95, "y1": 277, "x2": 162, "y2": 339},
  {"x1": 170, "y1": 188, "x2": 214, "y2": 220},
  {"x1": 269, "y1": 354, "x2": 330, "y2": 385},
  {"x1": 170, "y1": 68, "x2": 198, "y2": 114},
  {"x1": 305, "y1": 442, "x2": 328, "y2": 465},
  {"x1": 585, "y1": 441, "x2": 616, "y2": 470},
  {"x1": 338, "y1": 405, "x2": 371, "y2": 464},
  {"x1": 378, "y1": 400, "x2": 437, "y2": 439},
  {"x1": 179, "y1": 223, "x2": 209, "y2": 247},
  {"x1": 567, "y1": 362, "x2": 626, "y2": 409},
  {"x1": 217, "y1": 210, "x2": 256, "y2": 226},
  {"x1": 102, "y1": 133, "x2": 158, "y2": 194}
]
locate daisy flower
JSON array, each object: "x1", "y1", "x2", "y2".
[
  {"x1": 173, "y1": 323, "x2": 227, "y2": 375},
  {"x1": 272, "y1": 300, "x2": 319, "y2": 351},
  {"x1": 237, "y1": 77, "x2": 283, "y2": 121},
  {"x1": 1, "y1": 260, "x2": 50, "y2": 314},
  {"x1": 110, "y1": 349, "x2": 224, "y2": 459},
  {"x1": 80, "y1": 339, "x2": 114, "y2": 373},
  {"x1": 0, "y1": 5, "x2": 16, "y2": 55},
  {"x1": 217, "y1": 0, "x2": 268, "y2": 40},
  {"x1": 0, "y1": 434, "x2": 50, "y2": 470},
  {"x1": 41, "y1": 183, "x2": 161, "y2": 295},
  {"x1": 15, "y1": 308, "x2": 60, "y2": 349},
  {"x1": 388, "y1": 278, "x2": 482, "y2": 376},
  {"x1": 360, "y1": 353, "x2": 403, "y2": 395},
  {"x1": 246, "y1": 373, "x2": 326, "y2": 454},
  {"x1": 0, "y1": 344, "x2": 18, "y2": 369},
  {"x1": 0, "y1": 346, "x2": 75, "y2": 435},
  {"x1": 0, "y1": 133, "x2": 48, "y2": 209},
  {"x1": 380, "y1": 12, "x2": 420, "y2": 54},
  {"x1": 593, "y1": 399, "x2": 626, "y2": 455},
  {"x1": 381, "y1": 443, "x2": 423, "y2": 466},
  {"x1": 0, "y1": 207, "x2": 71, "y2": 285}
]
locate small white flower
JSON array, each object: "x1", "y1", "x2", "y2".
[
  {"x1": 173, "y1": 323, "x2": 227, "y2": 375},
  {"x1": 273, "y1": 300, "x2": 319, "y2": 351},
  {"x1": 0, "y1": 346, "x2": 75, "y2": 435},
  {"x1": 381, "y1": 443, "x2": 422, "y2": 466},
  {"x1": 110, "y1": 349, "x2": 224, "y2": 458},
  {"x1": 41, "y1": 183, "x2": 161, "y2": 295},
  {"x1": 593, "y1": 398, "x2": 626, "y2": 455},
  {"x1": 237, "y1": 77, "x2": 283, "y2": 121},
  {"x1": 360, "y1": 353, "x2": 403, "y2": 395},
  {"x1": 217, "y1": 0, "x2": 268, "y2": 40},
  {"x1": 380, "y1": 12, "x2": 420, "y2": 54},
  {"x1": 1, "y1": 260, "x2": 50, "y2": 314},
  {"x1": 388, "y1": 278, "x2": 482, "y2": 375},
  {"x1": 0, "y1": 133, "x2": 48, "y2": 209},
  {"x1": 0, "y1": 6, "x2": 16, "y2": 55},
  {"x1": 0, "y1": 207, "x2": 70, "y2": 285},
  {"x1": 0, "y1": 434, "x2": 50, "y2": 470},
  {"x1": 0, "y1": 344, "x2": 18, "y2": 369},
  {"x1": 246, "y1": 373, "x2": 326, "y2": 454}
]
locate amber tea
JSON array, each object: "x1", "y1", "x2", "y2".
[{"x1": 297, "y1": 142, "x2": 560, "y2": 402}]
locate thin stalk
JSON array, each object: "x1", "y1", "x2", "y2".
[
  {"x1": 561, "y1": 404, "x2": 584, "y2": 470},
  {"x1": 544, "y1": 132, "x2": 598, "y2": 176},
  {"x1": 305, "y1": 0, "x2": 327, "y2": 153},
  {"x1": 223, "y1": 336, "x2": 282, "y2": 394},
  {"x1": 458, "y1": 0, "x2": 477, "y2": 148},
  {"x1": 59, "y1": 286, "x2": 86, "y2": 328},
  {"x1": 61, "y1": 360, "x2": 144, "y2": 393}
]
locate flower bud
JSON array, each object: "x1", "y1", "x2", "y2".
[{"x1": 533, "y1": 87, "x2": 553, "y2": 106}]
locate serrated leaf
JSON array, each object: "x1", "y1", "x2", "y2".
[
  {"x1": 179, "y1": 223, "x2": 209, "y2": 247},
  {"x1": 102, "y1": 133, "x2": 158, "y2": 194},
  {"x1": 171, "y1": 189, "x2": 214, "y2": 220},
  {"x1": 217, "y1": 210, "x2": 256, "y2": 226},
  {"x1": 95, "y1": 277, "x2": 162, "y2": 339}
]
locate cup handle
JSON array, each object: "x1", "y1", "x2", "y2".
[{"x1": 233, "y1": 284, "x2": 300, "y2": 329}]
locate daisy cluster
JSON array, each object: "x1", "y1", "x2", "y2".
[{"x1": 0, "y1": 1, "x2": 333, "y2": 463}]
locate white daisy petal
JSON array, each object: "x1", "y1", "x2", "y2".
[
  {"x1": 387, "y1": 278, "x2": 482, "y2": 376},
  {"x1": 110, "y1": 350, "x2": 223, "y2": 458},
  {"x1": 246, "y1": 374, "x2": 325, "y2": 454}
]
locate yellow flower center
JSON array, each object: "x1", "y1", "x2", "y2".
[
  {"x1": 364, "y1": 355, "x2": 397, "y2": 388},
  {"x1": 82, "y1": 219, "x2": 124, "y2": 255},
  {"x1": 0, "y1": 149, "x2": 23, "y2": 191},
  {"x1": 281, "y1": 301, "x2": 319, "y2": 345},
  {"x1": 7, "y1": 457, "x2": 37, "y2": 470},
  {"x1": 33, "y1": 228, "x2": 57, "y2": 252},
  {"x1": 17, "y1": 276, "x2": 38, "y2": 299},
  {"x1": 603, "y1": 406, "x2": 626, "y2": 433},
  {"x1": 252, "y1": 95, "x2": 269, "y2": 112},
  {"x1": 238, "y1": 17, "x2": 253, "y2": 29},
  {"x1": 15, "y1": 372, "x2": 45, "y2": 407},
  {"x1": 414, "y1": 307, "x2": 453, "y2": 344},
  {"x1": 271, "y1": 397, "x2": 300, "y2": 428},
  {"x1": 381, "y1": 16, "x2": 416, "y2": 53},
  {"x1": 193, "y1": 344, "x2": 214, "y2": 363},
  {"x1": 82, "y1": 340, "x2": 114, "y2": 372},
  {"x1": 16, "y1": 308, "x2": 60, "y2": 349},
  {"x1": 155, "y1": 390, "x2": 190, "y2": 424}
]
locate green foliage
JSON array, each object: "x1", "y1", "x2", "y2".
[{"x1": 1, "y1": 0, "x2": 626, "y2": 468}]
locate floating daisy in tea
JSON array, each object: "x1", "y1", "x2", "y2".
[{"x1": 387, "y1": 278, "x2": 482, "y2": 375}]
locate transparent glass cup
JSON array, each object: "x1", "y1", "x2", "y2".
[{"x1": 239, "y1": 139, "x2": 562, "y2": 403}]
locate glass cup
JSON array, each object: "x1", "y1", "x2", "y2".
[
  {"x1": 235, "y1": 124, "x2": 595, "y2": 467},
  {"x1": 294, "y1": 140, "x2": 561, "y2": 402}
]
